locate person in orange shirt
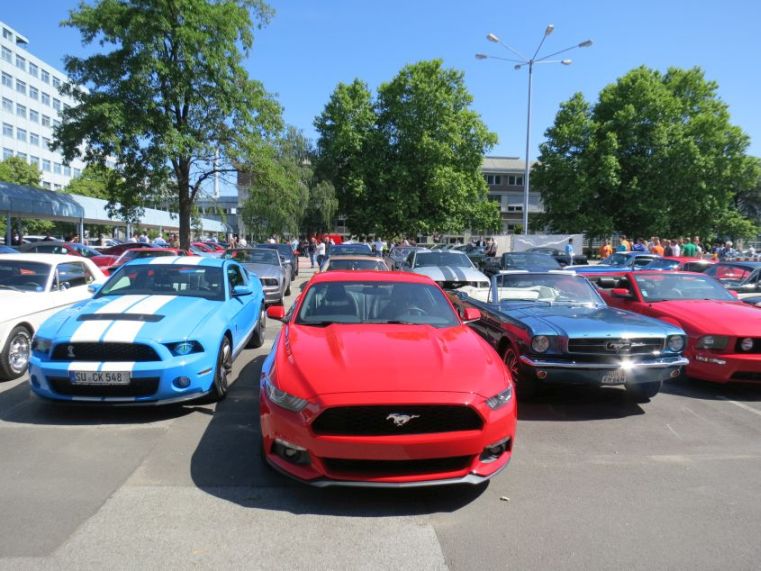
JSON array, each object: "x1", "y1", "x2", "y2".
[
  {"x1": 651, "y1": 238, "x2": 664, "y2": 256},
  {"x1": 620, "y1": 235, "x2": 632, "y2": 251},
  {"x1": 599, "y1": 239, "x2": 613, "y2": 259}
]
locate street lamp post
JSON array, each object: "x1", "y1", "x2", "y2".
[{"x1": 477, "y1": 26, "x2": 592, "y2": 235}]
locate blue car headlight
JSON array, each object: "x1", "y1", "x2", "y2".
[
  {"x1": 31, "y1": 336, "x2": 53, "y2": 357},
  {"x1": 164, "y1": 340, "x2": 204, "y2": 356},
  {"x1": 261, "y1": 374, "x2": 308, "y2": 412},
  {"x1": 486, "y1": 385, "x2": 513, "y2": 409}
]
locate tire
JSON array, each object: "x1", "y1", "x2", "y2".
[
  {"x1": 247, "y1": 308, "x2": 266, "y2": 349},
  {"x1": 504, "y1": 345, "x2": 540, "y2": 400},
  {"x1": 208, "y1": 337, "x2": 233, "y2": 402},
  {"x1": 285, "y1": 282, "x2": 291, "y2": 296},
  {"x1": 0, "y1": 325, "x2": 32, "y2": 381},
  {"x1": 626, "y1": 380, "x2": 662, "y2": 403}
]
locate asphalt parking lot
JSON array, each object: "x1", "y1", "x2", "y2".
[{"x1": 1, "y1": 264, "x2": 761, "y2": 570}]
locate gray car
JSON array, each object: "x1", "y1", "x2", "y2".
[
  {"x1": 225, "y1": 248, "x2": 291, "y2": 305},
  {"x1": 401, "y1": 250, "x2": 490, "y2": 290}
]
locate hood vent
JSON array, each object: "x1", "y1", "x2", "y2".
[{"x1": 77, "y1": 313, "x2": 164, "y2": 322}]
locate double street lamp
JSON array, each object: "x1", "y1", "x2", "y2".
[{"x1": 476, "y1": 25, "x2": 592, "y2": 235}]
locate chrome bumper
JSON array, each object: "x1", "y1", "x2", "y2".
[{"x1": 520, "y1": 355, "x2": 689, "y2": 370}]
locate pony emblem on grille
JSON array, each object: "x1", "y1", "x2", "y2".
[{"x1": 386, "y1": 413, "x2": 421, "y2": 427}]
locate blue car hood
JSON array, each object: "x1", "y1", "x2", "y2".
[
  {"x1": 503, "y1": 304, "x2": 681, "y2": 338},
  {"x1": 40, "y1": 294, "x2": 219, "y2": 344}
]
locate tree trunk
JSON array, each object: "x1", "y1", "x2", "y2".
[{"x1": 178, "y1": 170, "x2": 192, "y2": 250}]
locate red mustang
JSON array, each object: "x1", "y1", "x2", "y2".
[
  {"x1": 261, "y1": 271, "x2": 516, "y2": 487},
  {"x1": 592, "y1": 270, "x2": 761, "y2": 384}
]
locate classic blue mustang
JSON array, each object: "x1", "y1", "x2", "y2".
[
  {"x1": 28, "y1": 256, "x2": 265, "y2": 405},
  {"x1": 451, "y1": 271, "x2": 688, "y2": 401}
]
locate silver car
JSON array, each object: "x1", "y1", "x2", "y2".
[
  {"x1": 225, "y1": 248, "x2": 291, "y2": 305},
  {"x1": 401, "y1": 250, "x2": 490, "y2": 290}
]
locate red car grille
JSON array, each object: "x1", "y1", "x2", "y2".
[
  {"x1": 311, "y1": 405, "x2": 483, "y2": 436},
  {"x1": 51, "y1": 343, "x2": 160, "y2": 362},
  {"x1": 48, "y1": 377, "x2": 160, "y2": 397},
  {"x1": 321, "y1": 456, "x2": 473, "y2": 477}
]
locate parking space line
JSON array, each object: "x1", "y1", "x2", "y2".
[{"x1": 718, "y1": 396, "x2": 761, "y2": 417}]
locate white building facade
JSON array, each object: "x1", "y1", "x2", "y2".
[{"x1": 0, "y1": 21, "x2": 86, "y2": 190}]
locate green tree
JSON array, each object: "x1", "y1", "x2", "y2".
[
  {"x1": 534, "y1": 67, "x2": 758, "y2": 240},
  {"x1": 55, "y1": 0, "x2": 282, "y2": 249},
  {"x1": 0, "y1": 156, "x2": 42, "y2": 187},
  {"x1": 314, "y1": 61, "x2": 498, "y2": 237},
  {"x1": 64, "y1": 164, "x2": 114, "y2": 199},
  {"x1": 301, "y1": 179, "x2": 338, "y2": 235}
]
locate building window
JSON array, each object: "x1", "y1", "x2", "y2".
[
  {"x1": 41, "y1": 70, "x2": 49, "y2": 84},
  {"x1": 1, "y1": 46, "x2": 11, "y2": 63},
  {"x1": 494, "y1": 175, "x2": 502, "y2": 185},
  {"x1": 52, "y1": 77, "x2": 61, "y2": 89},
  {"x1": 29, "y1": 86, "x2": 38, "y2": 100},
  {"x1": 516, "y1": 176, "x2": 523, "y2": 186},
  {"x1": 2, "y1": 123, "x2": 12, "y2": 137},
  {"x1": 53, "y1": 162, "x2": 62, "y2": 174},
  {"x1": 16, "y1": 152, "x2": 26, "y2": 161},
  {"x1": 42, "y1": 181, "x2": 51, "y2": 189},
  {"x1": 486, "y1": 174, "x2": 495, "y2": 184},
  {"x1": 52, "y1": 98, "x2": 61, "y2": 112},
  {"x1": 53, "y1": 184, "x2": 62, "y2": 190},
  {"x1": 41, "y1": 114, "x2": 51, "y2": 127},
  {"x1": 15, "y1": 54, "x2": 25, "y2": 71},
  {"x1": 42, "y1": 136, "x2": 51, "y2": 149},
  {"x1": 41, "y1": 92, "x2": 50, "y2": 106},
  {"x1": 73, "y1": 168, "x2": 81, "y2": 177},
  {"x1": 42, "y1": 159, "x2": 51, "y2": 172},
  {"x1": 15, "y1": 79, "x2": 26, "y2": 95},
  {"x1": 30, "y1": 155, "x2": 39, "y2": 167},
  {"x1": 1, "y1": 98, "x2": 12, "y2": 113},
  {"x1": 63, "y1": 165, "x2": 71, "y2": 177},
  {"x1": 28, "y1": 62, "x2": 38, "y2": 78},
  {"x1": 1, "y1": 72, "x2": 11, "y2": 88},
  {"x1": 52, "y1": 119, "x2": 61, "y2": 128},
  {"x1": 16, "y1": 103, "x2": 26, "y2": 118},
  {"x1": 30, "y1": 110, "x2": 39, "y2": 123},
  {"x1": 507, "y1": 205, "x2": 523, "y2": 213},
  {"x1": 507, "y1": 175, "x2": 516, "y2": 185},
  {"x1": 3, "y1": 148, "x2": 13, "y2": 160},
  {"x1": 30, "y1": 133, "x2": 39, "y2": 146},
  {"x1": 16, "y1": 128, "x2": 26, "y2": 142},
  {"x1": 2, "y1": 28, "x2": 12, "y2": 41}
]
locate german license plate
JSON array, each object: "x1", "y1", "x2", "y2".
[
  {"x1": 601, "y1": 369, "x2": 626, "y2": 384},
  {"x1": 70, "y1": 371, "x2": 130, "y2": 385}
]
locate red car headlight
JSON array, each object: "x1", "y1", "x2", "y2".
[
  {"x1": 696, "y1": 335, "x2": 729, "y2": 350},
  {"x1": 262, "y1": 375, "x2": 308, "y2": 412},
  {"x1": 486, "y1": 386, "x2": 513, "y2": 410}
]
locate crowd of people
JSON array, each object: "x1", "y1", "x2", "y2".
[{"x1": 598, "y1": 235, "x2": 748, "y2": 260}]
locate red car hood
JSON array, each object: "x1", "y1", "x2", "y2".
[
  {"x1": 92, "y1": 255, "x2": 118, "y2": 267},
  {"x1": 650, "y1": 300, "x2": 761, "y2": 335},
  {"x1": 276, "y1": 323, "x2": 506, "y2": 399}
]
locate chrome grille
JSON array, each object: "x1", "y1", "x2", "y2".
[{"x1": 567, "y1": 337, "x2": 664, "y2": 355}]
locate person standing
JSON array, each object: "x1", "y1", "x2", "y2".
[
  {"x1": 671, "y1": 239, "x2": 681, "y2": 257},
  {"x1": 486, "y1": 238, "x2": 498, "y2": 258},
  {"x1": 651, "y1": 238, "x2": 664, "y2": 256},
  {"x1": 599, "y1": 239, "x2": 613, "y2": 259},
  {"x1": 316, "y1": 239, "x2": 326, "y2": 269},
  {"x1": 308, "y1": 238, "x2": 317, "y2": 268},
  {"x1": 682, "y1": 237, "x2": 697, "y2": 258},
  {"x1": 374, "y1": 237, "x2": 385, "y2": 258}
]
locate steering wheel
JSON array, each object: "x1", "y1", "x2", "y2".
[{"x1": 405, "y1": 306, "x2": 427, "y2": 316}]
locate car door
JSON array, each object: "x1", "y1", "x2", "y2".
[{"x1": 225, "y1": 262, "x2": 258, "y2": 352}]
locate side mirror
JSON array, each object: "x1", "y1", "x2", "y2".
[
  {"x1": 233, "y1": 285, "x2": 252, "y2": 297},
  {"x1": 462, "y1": 307, "x2": 481, "y2": 323},
  {"x1": 267, "y1": 305, "x2": 286, "y2": 321},
  {"x1": 611, "y1": 288, "x2": 633, "y2": 299},
  {"x1": 87, "y1": 283, "x2": 103, "y2": 294}
]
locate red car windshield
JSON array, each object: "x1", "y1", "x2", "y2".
[
  {"x1": 297, "y1": 281, "x2": 459, "y2": 327},
  {"x1": 633, "y1": 274, "x2": 736, "y2": 302}
]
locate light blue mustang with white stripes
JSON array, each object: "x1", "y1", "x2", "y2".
[{"x1": 28, "y1": 256, "x2": 266, "y2": 405}]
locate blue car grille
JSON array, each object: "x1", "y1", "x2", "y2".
[
  {"x1": 567, "y1": 338, "x2": 664, "y2": 355},
  {"x1": 51, "y1": 343, "x2": 161, "y2": 362},
  {"x1": 47, "y1": 377, "x2": 160, "y2": 397}
]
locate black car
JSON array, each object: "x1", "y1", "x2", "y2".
[
  {"x1": 526, "y1": 246, "x2": 588, "y2": 266},
  {"x1": 482, "y1": 252, "x2": 562, "y2": 276},
  {"x1": 256, "y1": 243, "x2": 299, "y2": 279}
]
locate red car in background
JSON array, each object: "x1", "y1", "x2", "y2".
[
  {"x1": 102, "y1": 247, "x2": 193, "y2": 275},
  {"x1": 98, "y1": 242, "x2": 156, "y2": 257},
  {"x1": 260, "y1": 271, "x2": 516, "y2": 487},
  {"x1": 591, "y1": 270, "x2": 761, "y2": 384},
  {"x1": 18, "y1": 240, "x2": 118, "y2": 268},
  {"x1": 643, "y1": 257, "x2": 715, "y2": 272}
]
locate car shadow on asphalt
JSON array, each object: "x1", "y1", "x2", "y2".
[
  {"x1": 517, "y1": 385, "x2": 646, "y2": 422},
  {"x1": 0, "y1": 378, "x2": 197, "y2": 426},
  {"x1": 190, "y1": 353, "x2": 488, "y2": 516},
  {"x1": 661, "y1": 378, "x2": 761, "y2": 402}
]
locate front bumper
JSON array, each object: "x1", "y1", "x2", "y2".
[
  {"x1": 262, "y1": 285, "x2": 283, "y2": 305},
  {"x1": 687, "y1": 350, "x2": 761, "y2": 384},
  {"x1": 260, "y1": 391, "x2": 517, "y2": 487},
  {"x1": 519, "y1": 355, "x2": 689, "y2": 386},
  {"x1": 28, "y1": 351, "x2": 216, "y2": 405}
]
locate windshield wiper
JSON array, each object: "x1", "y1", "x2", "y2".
[
  {"x1": 0, "y1": 284, "x2": 25, "y2": 292},
  {"x1": 299, "y1": 321, "x2": 337, "y2": 327}
]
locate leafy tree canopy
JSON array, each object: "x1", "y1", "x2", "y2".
[
  {"x1": 0, "y1": 156, "x2": 42, "y2": 187},
  {"x1": 64, "y1": 164, "x2": 114, "y2": 199},
  {"x1": 534, "y1": 66, "x2": 758, "y2": 240},
  {"x1": 55, "y1": 0, "x2": 282, "y2": 248},
  {"x1": 314, "y1": 60, "x2": 499, "y2": 237}
]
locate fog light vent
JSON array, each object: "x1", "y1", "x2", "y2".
[
  {"x1": 480, "y1": 437, "x2": 512, "y2": 463},
  {"x1": 273, "y1": 438, "x2": 311, "y2": 465}
]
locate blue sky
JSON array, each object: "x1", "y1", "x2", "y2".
[{"x1": 4, "y1": 0, "x2": 760, "y2": 161}]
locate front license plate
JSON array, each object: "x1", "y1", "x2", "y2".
[
  {"x1": 601, "y1": 369, "x2": 626, "y2": 384},
  {"x1": 69, "y1": 371, "x2": 130, "y2": 385}
]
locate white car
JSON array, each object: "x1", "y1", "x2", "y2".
[
  {"x1": 0, "y1": 254, "x2": 105, "y2": 380},
  {"x1": 401, "y1": 250, "x2": 490, "y2": 289}
]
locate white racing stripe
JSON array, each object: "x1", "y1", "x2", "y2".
[
  {"x1": 69, "y1": 295, "x2": 150, "y2": 342},
  {"x1": 100, "y1": 295, "x2": 178, "y2": 343},
  {"x1": 95, "y1": 295, "x2": 150, "y2": 313}
]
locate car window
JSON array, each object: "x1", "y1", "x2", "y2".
[
  {"x1": 0, "y1": 260, "x2": 52, "y2": 291},
  {"x1": 634, "y1": 256, "x2": 655, "y2": 268},
  {"x1": 100, "y1": 264, "x2": 224, "y2": 300},
  {"x1": 633, "y1": 273, "x2": 736, "y2": 301},
  {"x1": 413, "y1": 252, "x2": 473, "y2": 268},
  {"x1": 226, "y1": 264, "x2": 246, "y2": 294},
  {"x1": 56, "y1": 261, "x2": 94, "y2": 289}
]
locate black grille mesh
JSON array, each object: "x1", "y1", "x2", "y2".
[
  {"x1": 312, "y1": 405, "x2": 483, "y2": 436},
  {"x1": 48, "y1": 377, "x2": 160, "y2": 397},
  {"x1": 51, "y1": 343, "x2": 160, "y2": 362},
  {"x1": 322, "y1": 456, "x2": 473, "y2": 476}
]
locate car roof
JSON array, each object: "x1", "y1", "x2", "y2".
[
  {"x1": 713, "y1": 261, "x2": 761, "y2": 268},
  {"x1": 125, "y1": 256, "x2": 226, "y2": 267},
  {"x1": 309, "y1": 270, "x2": 434, "y2": 284},
  {"x1": 327, "y1": 255, "x2": 384, "y2": 261},
  {"x1": 0, "y1": 253, "x2": 89, "y2": 264}
]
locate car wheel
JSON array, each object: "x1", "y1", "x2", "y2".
[
  {"x1": 625, "y1": 380, "x2": 662, "y2": 403},
  {"x1": 0, "y1": 325, "x2": 32, "y2": 381},
  {"x1": 504, "y1": 346, "x2": 539, "y2": 400},
  {"x1": 285, "y1": 282, "x2": 291, "y2": 296},
  {"x1": 247, "y1": 308, "x2": 266, "y2": 349},
  {"x1": 208, "y1": 337, "x2": 233, "y2": 402}
]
